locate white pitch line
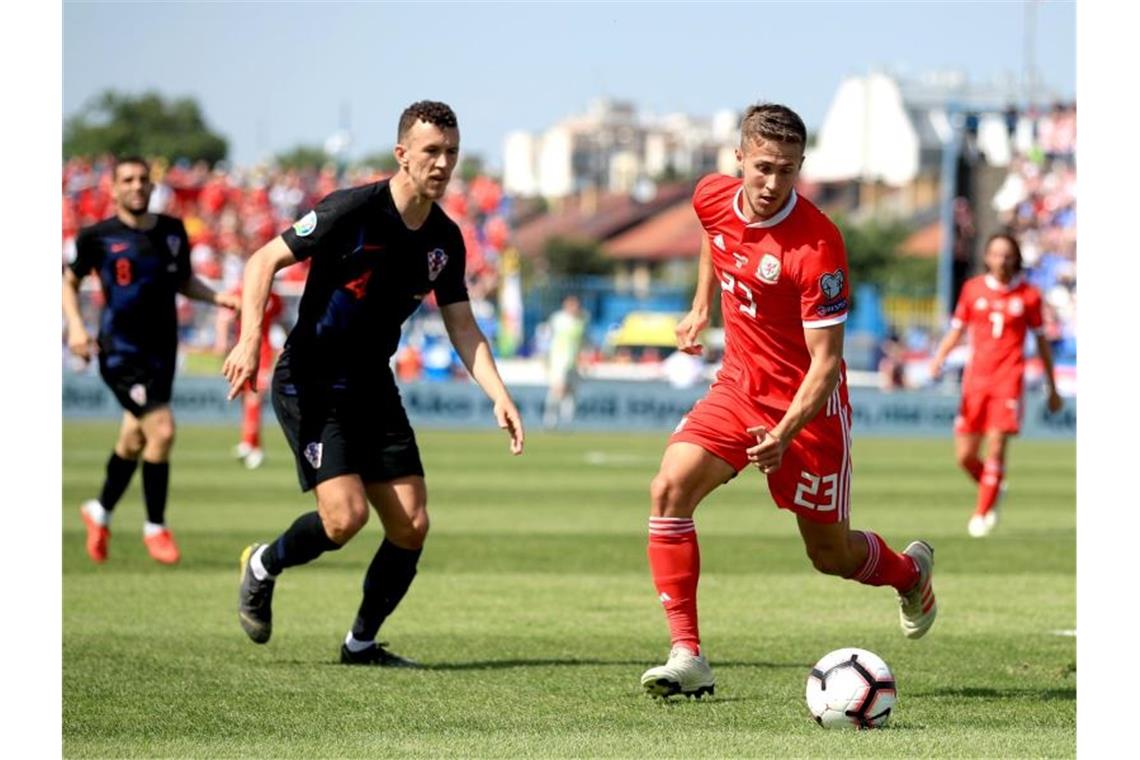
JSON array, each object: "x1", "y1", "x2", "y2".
[
  {"x1": 1049, "y1": 629, "x2": 1077, "y2": 637},
  {"x1": 584, "y1": 451, "x2": 654, "y2": 466}
]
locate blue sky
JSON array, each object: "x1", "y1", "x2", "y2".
[{"x1": 64, "y1": 1, "x2": 1075, "y2": 168}]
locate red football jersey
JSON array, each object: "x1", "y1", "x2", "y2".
[
  {"x1": 952, "y1": 274, "x2": 1043, "y2": 398},
  {"x1": 693, "y1": 174, "x2": 850, "y2": 408}
]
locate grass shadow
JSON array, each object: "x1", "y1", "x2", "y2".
[{"x1": 914, "y1": 686, "x2": 1076, "y2": 701}]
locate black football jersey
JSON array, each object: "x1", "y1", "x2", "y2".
[
  {"x1": 276, "y1": 180, "x2": 468, "y2": 388},
  {"x1": 69, "y1": 214, "x2": 191, "y2": 361}
]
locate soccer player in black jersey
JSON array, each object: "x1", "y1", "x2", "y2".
[
  {"x1": 63, "y1": 156, "x2": 240, "y2": 564},
  {"x1": 224, "y1": 101, "x2": 525, "y2": 665}
]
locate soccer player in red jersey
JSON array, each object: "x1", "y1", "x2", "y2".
[
  {"x1": 929, "y1": 233, "x2": 1063, "y2": 537},
  {"x1": 226, "y1": 285, "x2": 284, "y2": 469},
  {"x1": 639, "y1": 104, "x2": 936, "y2": 699}
]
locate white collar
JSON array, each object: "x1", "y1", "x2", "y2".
[
  {"x1": 733, "y1": 187, "x2": 798, "y2": 228},
  {"x1": 985, "y1": 273, "x2": 1025, "y2": 292}
]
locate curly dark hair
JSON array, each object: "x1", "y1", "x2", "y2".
[
  {"x1": 740, "y1": 103, "x2": 806, "y2": 148},
  {"x1": 397, "y1": 100, "x2": 459, "y2": 141}
]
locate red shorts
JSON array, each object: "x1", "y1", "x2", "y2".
[
  {"x1": 669, "y1": 380, "x2": 853, "y2": 524},
  {"x1": 954, "y1": 392, "x2": 1022, "y2": 435}
]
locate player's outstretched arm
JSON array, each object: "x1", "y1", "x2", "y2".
[
  {"x1": 61, "y1": 268, "x2": 93, "y2": 363},
  {"x1": 929, "y1": 324, "x2": 963, "y2": 379},
  {"x1": 441, "y1": 301, "x2": 524, "y2": 455},
  {"x1": 676, "y1": 234, "x2": 715, "y2": 355},
  {"x1": 221, "y1": 236, "x2": 297, "y2": 400},
  {"x1": 179, "y1": 275, "x2": 242, "y2": 311},
  {"x1": 746, "y1": 323, "x2": 844, "y2": 473},
  {"x1": 1034, "y1": 332, "x2": 1064, "y2": 413}
]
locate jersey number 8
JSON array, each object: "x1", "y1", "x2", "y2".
[{"x1": 115, "y1": 258, "x2": 133, "y2": 286}]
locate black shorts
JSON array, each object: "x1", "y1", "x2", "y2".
[
  {"x1": 99, "y1": 352, "x2": 175, "y2": 418},
  {"x1": 271, "y1": 370, "x2": 424, "y2": 492}
]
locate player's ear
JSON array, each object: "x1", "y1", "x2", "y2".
[{"x1": 393, "y1": 143, "x2": 407, "y2": 169}]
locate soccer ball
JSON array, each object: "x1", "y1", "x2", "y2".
[{"x1": 805, "y1": 647, "x2": 897, "y2": 729}]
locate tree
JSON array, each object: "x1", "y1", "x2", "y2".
[
  {"x1": 543, "y1": 236, "x2": 615, "y2": 277},
  {"x1": 274, "y1": 145, "x2": 329, "y2": 171},
  {"x1": 358, "y1": 150, "x2": 399, "y2": 173},
  {"x1": 833, "y1": 216, "x2": 929, "y2": 291},
  {"x1": 459, "y1": 155, "x2": 484, "y2": 182},
  {"x1": 63, "y1": 90, "x2": 228, "y2": 165}
]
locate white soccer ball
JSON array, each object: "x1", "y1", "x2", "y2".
[{"x1": 805, "y1": 647, "x2": 897, "y2": 729}]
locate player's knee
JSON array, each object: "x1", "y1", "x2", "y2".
[
  {"x1": 149, "y1": 418, "x2": 176, "y2": 450},
  {"x1": 117, "y1": 432, "x2": 144, "y2": 459},
  {"x1": 389, "y1": 510, "x2": 429, "y2": 550},
  {"x1": 649, "y1": 472, "x2": 687, "y2": 516},
  {"x1": 322, "y1": 498, "x2": 370, "y2": 544},
  {"x1": 955, "y1": 450, "x2": 975, "y2": 469}
]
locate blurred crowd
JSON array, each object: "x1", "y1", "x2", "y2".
[
  {"x1": 988, "y1": 102, "x2": 1077, "y2": 364},
  {"x1": 62, "y1": 157, "x2": 515, "y2": 363},
  {"x1": 883, "y1": 102, "x2": 1078, "y2": 393},
  {"x1": 63, "y1": 101, "x2": 1076, "y2": 392}
]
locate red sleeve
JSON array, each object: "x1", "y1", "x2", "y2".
[
  {"x1": 691, "y1": 175, "x2": 714, "y2": 223},
  {"x1": 799, "y1": 225, "x2": 850, "y2": 327},
  {"x1": 1025, "y1": 287, "x2": 1044, "y2": 331}
]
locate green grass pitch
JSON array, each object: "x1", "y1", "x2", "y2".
[{"x1": 62, "y1": 422, "x2": 1075, "y2": 758}]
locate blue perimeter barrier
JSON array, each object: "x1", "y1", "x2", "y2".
[{"x1": 62, "y1": 374, "x2": 1074, "y2": 439}]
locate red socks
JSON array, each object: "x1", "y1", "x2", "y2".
[
  {"x1": 849, "y1": 531, "x2": 919, "y2": 593},
  {"x1": 962, "y1": 457, "x2": 984, "y2": 483},
  {"x1": 647, "y1": 517, "x2": 701, "y2": 654},
  {"x1": 975, "y1": 458, "x2": 1004, "y2": 516},
  {"x1": 241, "y1": 396, "x2": 261, "y2": 448}
]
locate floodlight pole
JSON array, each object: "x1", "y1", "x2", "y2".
[{"x1": 936, "y1": 103, "x2": 963, "y2": 321}]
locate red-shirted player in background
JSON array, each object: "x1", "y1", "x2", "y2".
[
  {"x1": 224, "y1": 285, "x2": 284, "y2": 469},
  {"x1": 929, "y1": 233, "x2": 1063, "y2": 538},
  {"x1": 639, "y1": 104, "x2": 936, "y2": 699}
]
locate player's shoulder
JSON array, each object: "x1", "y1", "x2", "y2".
[
  {"x1": 429, "y1": 198, "x2": 464, "y2": 238},
  {"x1": 1014, "y1": 276, "x2": 1043, "y2": 299},
  {"x1": 791, "y1": 193, "x2": 843, "y2": 242},
  {"x1": 693, "y1": 172, "x2": 739, "y2": 204},
  {"x1": 963, "y1": 274, "x2": 989, "y2": 293},
  {"x1": 153, "y1": 213, "x2": 187, "y2": 232},
  {"x1": 77, "y1": 216, "x2": 122, "y2": 241},
  {"x1": 317, "y1": 179, "x2": 391, "y2": 217}
]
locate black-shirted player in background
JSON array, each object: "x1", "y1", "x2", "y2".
[
  {"x1": 63, "y1": 156, "x2": 240, "y2": 564},
  {"x1": 224, "y1": 101, "x2": 525, "y2": 665}
]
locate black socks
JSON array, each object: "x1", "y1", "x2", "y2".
[
  {"x1": 98, "y1": 452, "x2": 138, "y2": 513},
  {"x1": 141, "y1": 461, "x2": 169, "y2": 525},
  {"x1": 351, "y1": 540, "x2": 423, "y2": 642},
  {"x1": 262, "y1": 511, "x2": 342, "y2": 576}
]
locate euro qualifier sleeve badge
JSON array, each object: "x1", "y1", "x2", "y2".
[{"x1": 293, "y1": 211, "x2": 318, "y2": 237}]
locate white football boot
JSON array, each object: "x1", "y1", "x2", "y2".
[
  {"x1": 640, "y1": 645, "x2": 715, "y2": 698},
  {"x1": 898, "y1": 540, "x2": 937, "y2": 639},
  {"x1": 244, "y1": 447, "x2": 265, "y2": 470},
  {"x1": 967, "y1": 483, "x2": 1006, "y2": 538}
]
